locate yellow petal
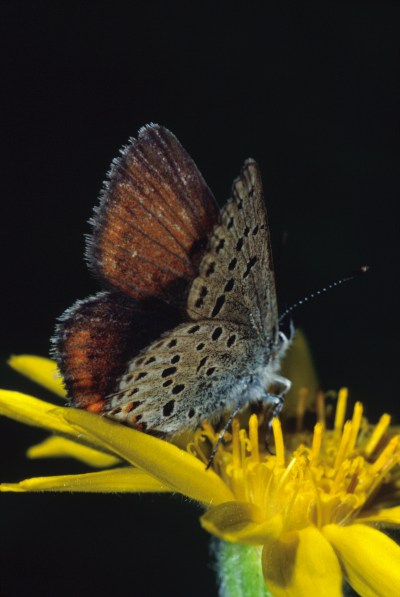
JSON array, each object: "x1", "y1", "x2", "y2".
[
  {"x1": 262, "y1": 527, "x2": 343, "y2": 597},
  {"x1": 27, "y1": 436, "x2": 121, "y2": 468},
  {"x1": 201, "y1": 501, "x2": 283, "y2": 544},
  {"x1": 0, "y1": 391, "x2": 114, "y2": 454},
  {"x1": 280, "y1": 329, "x2": 319, "y2": 416},
  {"x1": 356, "y1": 506, "x2": 400, "y2": 526},
  {"x1": 8, "y1": 355, "x2": 66, "y2": 398},
  {"x1": 0, "y1": 466, "x2": 170, "y2": 493},
  {"x1": 61, "y1": 407, "x2": 234, "y2": 505},
  {"x1": 323, "y1": 523, "x2": 400, "y2": 597},
  {"x1": 0, "y1": 390, "x2": 78, "y2": 435}
]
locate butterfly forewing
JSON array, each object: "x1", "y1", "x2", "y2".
[
  {"x1": 187, "y1": 159, "x2": 278, "y2": 341},
  {"x1": 87, "y1": 124, "x2": 219, "y2": 302}
]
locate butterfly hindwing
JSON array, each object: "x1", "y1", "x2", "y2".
[
  {"x1": 105, "y1": 320, "x2": 255, "y2": 435},
  {"x1": 53, "y1": 291, "x2": 182, "y2": 410}
]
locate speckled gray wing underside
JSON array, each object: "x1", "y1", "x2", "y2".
[
  {"x1": 106, "y1": 320, "x2": 255, "y2": 434},
  {"x1": 188, "y1": 159, "x2": 278, "y2": 340}
]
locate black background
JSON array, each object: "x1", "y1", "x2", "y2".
[{"x1": 1, "y1": 2, "x2": 399, "y2": 596}]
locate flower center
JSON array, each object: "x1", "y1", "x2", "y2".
[{"x1": 189, "y1": 388, "x2": 400, "y2": 531}]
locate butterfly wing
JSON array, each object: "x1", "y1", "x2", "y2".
[
  {"x1": 53, "y1": 291, "x2": 182, "y2": 410},
  {"x1": 87, "y1": 123, "x2": 219, "y2": 303},
  {"x1": 187, "y1": 159, "x2": 279, "y2": 342},
  {"x1": 105, "y1": 320, "x2": 256, "y2": 435}
]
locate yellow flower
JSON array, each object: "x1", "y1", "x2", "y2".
[
  {"x1": 1, "y1": 344, "x2": 400, "y2": 596},
  {"x1": 199, "y1": 397, "x2": 400, "y2": 596}
]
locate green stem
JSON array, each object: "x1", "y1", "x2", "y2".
[{"x1": 214, "y1": 540, "x2": 273, "y2": 597}]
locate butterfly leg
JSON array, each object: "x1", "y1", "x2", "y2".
[
  {"x1": 272, "y1": 374, "x2": 292, "y2": 397},
  {"x1": 264, "y1": 375, "x2": 291, "y2": 451},
  {"x1": 206, "y1": 405, "x2": 242, "y2": 470}
]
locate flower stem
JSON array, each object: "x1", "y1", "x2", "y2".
[{"x1": 214, "y1": 540, "x2": 272, "y2": 597}]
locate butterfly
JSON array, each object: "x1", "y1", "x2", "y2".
[{"x1": 53, "y1": 124, "x2": 291, "y2": 442}]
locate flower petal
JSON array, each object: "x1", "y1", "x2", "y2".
[
  {"x1": 0, "y1": 467, "x2": 170, "y2": 493},
  {"x1": 27, "y1": 436, "x2": 121, "y2": 468},
  {"x1": 0, "y1": 391, "x2": 115, "y2": 454},
  {"x1": 0, "y1": 390, "x2": 78, "y2": 435},
  {"x1": 8, "y1": 355, "x2": 66, "y2": 398},
  {"x1": 323, "y1": 523, "x2": 400, "y2": 597},
  {"x1": 356, "y1": 506, "x2": 400, "y2": 527},
  {"x1": 61, "y1": 407, "x2": 234, "y2": 505},
  {"x1": 262, "y1": 527, "x2": 342, "y2": 597},
  {"x1": 280, "y1": 329, "x2": 319, "y2": 416},
  {"x1": 201, "y1": 501, "x2": 282, "y2": 544}
]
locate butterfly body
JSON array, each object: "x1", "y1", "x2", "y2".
[{"x1": 53, "y1": 124, "x2": 291, "y2": 439}]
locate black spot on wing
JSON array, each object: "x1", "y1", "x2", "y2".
[
  {"x1": 211, "y1": 295, "x2": 225, "y2": 317},
  {"x1": 163, "y1": 400, "x2": 175, "y2": 417}
]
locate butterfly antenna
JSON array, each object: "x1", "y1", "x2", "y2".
[{"x1": 278, "y1": 265, "x2": 369, "y2": 324}]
